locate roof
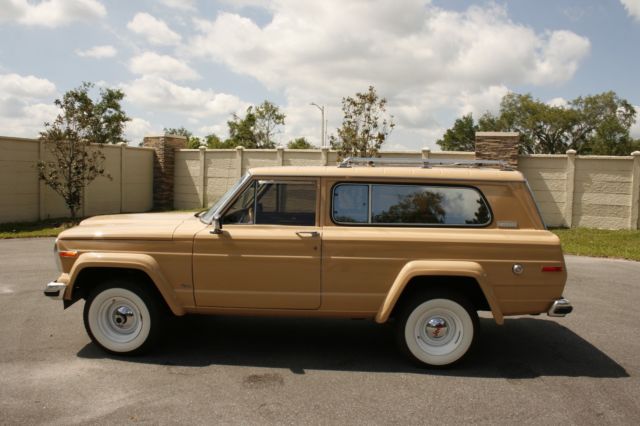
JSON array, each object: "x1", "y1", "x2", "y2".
[{"x1": 247, "y1": 166, "x2": 525, "y2": 182}]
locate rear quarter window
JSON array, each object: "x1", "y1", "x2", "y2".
[{"x1": 332, "y1": 183, "x2": 491, "y2": 227}]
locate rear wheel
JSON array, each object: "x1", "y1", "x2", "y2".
[
  {"x1": 83, "y1": 280, "x2": 163, "y2": 355},
  {"x1": 397, "y1": 291, "x2": 478, "y2": 367}
]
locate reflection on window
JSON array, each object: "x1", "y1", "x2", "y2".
[
  {"x1": 223, "y1": 182, "x2": 256, "y2": 224},
  {"x1": 222, "y1": 181, "x2": 317, "y2": 226},
  {"x1": 332, "y1": 183, "x2": 491, "y2": 226},
  {"x1": 332, "y1": 184, "x2": 368, "y2": 223},
  {"x1": 255, "y1": 182, "x2": 316, "y2": 226}
]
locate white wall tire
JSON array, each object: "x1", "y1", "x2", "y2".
[
  {"x1": 399, "y1": 294, "x2": 478, "y2": 367},
  {"x1": 83, "y1": 282, "x2": 161, "y2": 355}
]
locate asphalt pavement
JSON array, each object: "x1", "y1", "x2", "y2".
[{"x1": 0, "y1": 238, "x2": 638, "y2": 425}]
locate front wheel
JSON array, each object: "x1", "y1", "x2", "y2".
[
  {"x1": 398, "y1": 292, "x2": 478, "y2": 367},
  {"x1": 83, "y1": 281, "x2": 163, "y2": 355}
]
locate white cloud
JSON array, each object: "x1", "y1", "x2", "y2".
[
  {"x1": 125, "y1": 117, "x2": 156, "y2": 144},
  {"x1": 621, "y1": 0, "x2": 640, "y2": 21},
  {"x1": 127, "y1": 12, "x2": 181, "y2": 46},
  {"x1": 547, "y1": 97, "x2": 569, "y2": 108},
  {"x1": 0, "y1": 99, "x2": 58, "y2": 137},
  {"x1": 0, "y1": 102, "x2": 59, "y2": 137},
  {"x1": 187, "y1": 1, "x2": 591, "y2": 149},
  {"x1": 76, "y1": 45, "x2": 117, "y2": 59},
  {"x1": 160, "y1": 0, "x2": 196, "y2": 11},
  {"x1": 458, "y1": 85, "x2": 509, "y2": 117},
  {"x1": 129, "y1": 52, "x2": 199, "y2": 81},
  {"x1": 197, "y1": 123, "x2": 227, "y2": 138},
  {"x1": 0, "y1": 0, "x2": 106, "y2": 28},
  {"x1": 122, "y1": 76, "x2": 248, "y2": 119},
  {"x1": 0, "y1": 72, "x2": 58, "y2": 137},
  {"x1": 631, "y1": 106, "x2": 640, "y2": 139},
  {"x1": 0, "y1": 73, "x2": 56, "y2": 98}
]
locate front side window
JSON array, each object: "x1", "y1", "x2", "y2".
[
  {"x1": 332, "y1": 183, "x2": 491, "y2": 226},
  {"x1": 223, "y1": 180, "x2": 317, "y2": 226}
]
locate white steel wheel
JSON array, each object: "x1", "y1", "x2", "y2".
[
  {"x1": 84, "y1": 284, "x2": 157, "y2": 354},
  {"x1": 401, "y1": 296, "x2": 477, "y2": 367}
]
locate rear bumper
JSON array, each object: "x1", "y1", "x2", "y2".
[
  {"x1": 547, "y1": 298, "x2": 573, "y2": 317},
  {"x1": 44, "y1": 281, "x2": 67, "y2": 300}
]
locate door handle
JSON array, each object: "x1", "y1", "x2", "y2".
[{"x1": 296, "y1": 231, "x2": 320, "y2": 237}]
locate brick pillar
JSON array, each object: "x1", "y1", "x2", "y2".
[
  {"x1": 143, "y1": 134, "x2": 187, "y2": 210},
  {"x1": 475, "y1": 132, "x2": 520, "y2": 169}
]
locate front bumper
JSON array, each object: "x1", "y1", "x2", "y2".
[{"x1": 44, "y1": 281, "x2": 67, "y2": 300}]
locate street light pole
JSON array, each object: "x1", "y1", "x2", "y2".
[{"x1": 310, "y1": 102, "x2": 325, "y2": 147}]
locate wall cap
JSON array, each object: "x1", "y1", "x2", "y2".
[
  {"x1": 475, "y1": 132, "x2": 519, "y2": 137},
  {"x1": 632, "y1": 151, "x2": 640, "y2": 157},
  {"x1": 566, "y1": 149, "x2": 577, "y2": 155}
]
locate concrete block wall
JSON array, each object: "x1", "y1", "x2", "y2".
[
  {"x1": 173, "y1": 146, "x2": 640, "y2": 230},
  {"x1": 173, "y1": 147, "x2": 489, "y2": 210},
  {"x1": 519, "y1": 152, "x2": 640, "y2": 229},
  {"x1": 0, "y1": 136, "x2": 154, "y2": 223},
  {"x1": 2, "y1": 133, "x2": 639, "y2": 230},
  {"x1": 518, "y1": 155, "x2": 568, "y2": 227}
]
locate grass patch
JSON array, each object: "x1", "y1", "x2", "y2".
[
  {"x1": 0, "y1": 218, "x2": 77, "y2": 239},
  {"x1": 552, "y1": 228, "x2": 640, "y2": 262}
]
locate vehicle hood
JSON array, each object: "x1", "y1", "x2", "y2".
[{"x1": 58, "y1": 212, "x2": 198, "y2": 241}]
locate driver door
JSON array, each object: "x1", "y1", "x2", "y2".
[{"x1": 193, "y1": 178, "x2": 321, "y2": 309}]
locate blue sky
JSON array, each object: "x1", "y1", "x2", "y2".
[{"x1": 0, "y1": 0, "x2": 639, "y2": 150}]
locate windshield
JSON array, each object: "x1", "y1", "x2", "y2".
[{"x1": 200, "y1": 173, "x2": 251, "y2": 224}]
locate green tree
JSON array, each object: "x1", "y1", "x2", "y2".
[
  {"x1": 226, "y1": 108, "x2": 259, "y2": 148},
  {"x1": 224, "y1": 101, "x2": 286, "y2": 149},
  {"x1": 254, "y1": 100, "x2": 285, "y2": 148},
  {"x1": 287, "y1": 137, "x2": 315, "y2": 149},
  {"x1": 38, "y1": 82, "x2": 129, "y2": 219},
  {"x1": 164, "y1": 127, "x2": 202, "y2": 148},
  {"x1": 436, "y1": 114, "x2": 478, "y2": 151},
  {"x1": 568, "y1": 92, "x2": 636, "y2": 155},
  {"x1": 204, "y1": 133, "x2": 236, "y2": 148},
  {"x1": 330, "y1": 85, "x2": 395, "y2": 158},
  {"x1": 441, "y1": 91, "x2": 637, "y2": 155}
]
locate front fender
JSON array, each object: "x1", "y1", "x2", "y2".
[
  {"x1": 375, "y1": 260, "x2": 503, "y2": 325},
  {"x1": 66, "y1": 252, "x2": 185, "y2": 316}
]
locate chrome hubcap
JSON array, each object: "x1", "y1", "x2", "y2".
[
  {"x1": 112, "y1": 306, "x2": 135, "y2": 328},
  {"x1": 425, "y1": 316, "x2": 449, "y2": 339}
]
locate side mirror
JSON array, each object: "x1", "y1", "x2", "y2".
[{"x1": 210, "y1": 216, "x2": 223, "y2": 234}]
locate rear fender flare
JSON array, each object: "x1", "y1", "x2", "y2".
[{"x1": 375, "y1": 260, "x2": 503, "y2": 325}]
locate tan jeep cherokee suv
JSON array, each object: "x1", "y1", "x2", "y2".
[{"x1": 44, "y1": 158, "x2": 572, "y2": 367}]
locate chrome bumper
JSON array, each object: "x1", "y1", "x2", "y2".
[
  {"x1": 44, "y1": 281, "x2": 67, "y2": 300},
  {"x1": 548, "y1": 298, "x2": 573, "y2": 317}
]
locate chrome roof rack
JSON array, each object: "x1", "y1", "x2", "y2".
[{"x1": 338, "y1": 157, "x2": 513, "y2": 170}]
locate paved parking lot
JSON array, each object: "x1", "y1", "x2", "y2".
[{"x1": 1, "y1": 237, "x2": 639, "y2": 425}]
